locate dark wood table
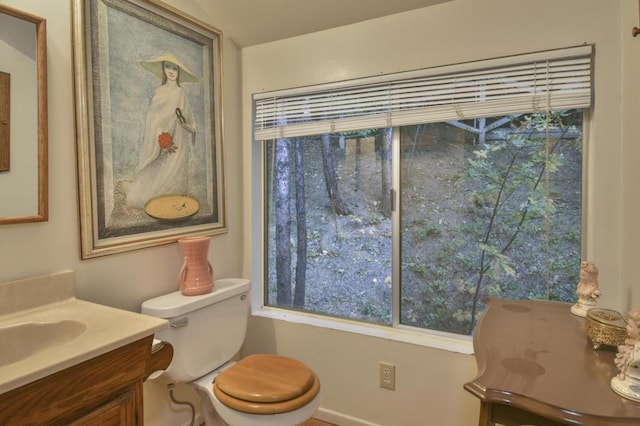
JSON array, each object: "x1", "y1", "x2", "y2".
[{"x1": 464, "y1": 298, "x2": 640, "y2": 425}]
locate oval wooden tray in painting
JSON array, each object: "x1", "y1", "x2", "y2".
[{"x1": 144, "y1": 195, "x2": 199, "y2": 221}]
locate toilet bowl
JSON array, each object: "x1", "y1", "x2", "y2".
[{"x1": 141, "y1": 278, "x2": 321, "y2": 426}]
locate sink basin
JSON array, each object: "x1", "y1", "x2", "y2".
[
  {"x1": 0, "y1": 270, "x2": 168, "y2": 395},
  {"x1": 0, "y1": 320, "x2": 87, "y2": 367}
]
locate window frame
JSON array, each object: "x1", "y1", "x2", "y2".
[
  {"x1": 251, "y1": 47, "x2": 591, "y2": 353},
  {"x1": 251, "y1": 118, "x2": 586, "y2": 353}
]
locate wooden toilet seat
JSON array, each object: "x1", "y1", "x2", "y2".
[{"x1": 213, "y1": 354, "x2": 320, "y2": 414}]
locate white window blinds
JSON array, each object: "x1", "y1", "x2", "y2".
[{"x1": 253, "y1": 45, "x2": 592, "y2": 141}]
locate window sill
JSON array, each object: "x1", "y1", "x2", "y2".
[{"x1": 251, "y1": 306, "x2": 474, "y2": 355}]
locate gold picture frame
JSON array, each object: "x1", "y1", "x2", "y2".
[
  {"x1": 72, "y1": 0, "x2": 226, "y2": 259},
  {"x1": 0, "y1": 5, "x2": 48, "y2": 225}
]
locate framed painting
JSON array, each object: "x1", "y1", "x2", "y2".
[{"x1": 72, "y1": 0, "x2": 226, "y2": 259}]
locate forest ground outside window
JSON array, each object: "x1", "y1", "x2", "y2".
[{"x1": 262, "y1": 111, "x2": 583, "y2": 336}]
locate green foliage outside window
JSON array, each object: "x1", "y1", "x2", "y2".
[{"x1": 265, "y1": 111, "x2": 582, "y2": 336}]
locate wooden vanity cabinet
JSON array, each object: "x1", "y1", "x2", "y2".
[
  {"x1": 0, "y1": 335, "x2": 163, "y2": 425},
  {"x1": 68, "y1": 389, "x2": 137, "y2": 425}
]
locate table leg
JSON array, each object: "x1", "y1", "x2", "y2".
[{"x1": 478, "y1": 401, "x2": 495, "y2": 426}]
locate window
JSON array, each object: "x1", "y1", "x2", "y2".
[{"x1": 254, "y1": 46, "x2": 591, "y2": 337}]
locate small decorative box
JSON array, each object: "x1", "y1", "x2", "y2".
[{"x1": 585, "y1": 308, "x2": 627, "y2": 349}]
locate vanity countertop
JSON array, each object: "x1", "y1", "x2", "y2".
[{"x1": 0, "y1": 270, "x2": 168, "y2": 395}]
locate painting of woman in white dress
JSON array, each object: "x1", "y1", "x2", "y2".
[
  {"x1": 74, "y1": 0, "x2": 225, "y2": 258},
  {"x1": 126, "y1": 53, "x2": 198, "y2": 209}
]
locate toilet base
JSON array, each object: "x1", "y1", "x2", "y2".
[
  {"x1": 194, "y1": 387, "x2": 227, "y2": 426},
  {"x1": 191, "y1": 367, "x2": 321, "y2": 426}
]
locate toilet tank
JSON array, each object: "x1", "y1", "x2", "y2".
[{"x1": 141, "y1": 278, "x2": 251, "y2": 383}]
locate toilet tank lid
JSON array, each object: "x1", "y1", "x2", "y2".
[{"x1": 141, "y1": 278, "x2": 250, "y2": 318}]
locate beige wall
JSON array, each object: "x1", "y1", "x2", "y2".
[
  {"x1": 0, "y1": 0, "x2": 244, "y2": 312},
  {"x1": 241, "y1": 0, "x2": 637, "y2": 425},
  {"x1": 0, "y1": 1, "x2": 242, "y2": 425},
  {"x1": 622, "y1": 1, "x2": 640, "y2": 312},
  {"x1": 0, "y1": 0, "x2": 638, "y2": 425}
]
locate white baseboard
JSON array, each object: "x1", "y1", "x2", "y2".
[
  {"x1": 314, "y1": 408, "x2": 383, "y2": 426},
  {"x1": 185, "y1": 407, "x2": 378, "y2": 426}
]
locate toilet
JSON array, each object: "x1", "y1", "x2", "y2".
[{"x1": 141, "y1": 278, "x2": 321, "y2": 426}]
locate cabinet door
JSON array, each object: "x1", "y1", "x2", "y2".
[{"x1": 68, "y1": 390, "x2": 136, "y2": 425}]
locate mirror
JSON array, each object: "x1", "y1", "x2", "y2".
[{"x1": 0, "y1": 5, "x2": 47, "y2": 224}]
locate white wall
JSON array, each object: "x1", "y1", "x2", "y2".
[
  {"x1": 622, "y1": 1, "x2": 640, "y2": 312},
  {"x1": 1, "y1": 0, "x2": 638, "y2": 425},
  {"x1": 241, "y1": 1, "x2": 636, "y2": 425}
]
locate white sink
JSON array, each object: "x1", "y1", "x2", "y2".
[
  {"x1": 0, "y1": 320, "x2": 87, "y2": 367},
  {"x1": 0, "y1": 270, "x2": 168, "y2": 394}
]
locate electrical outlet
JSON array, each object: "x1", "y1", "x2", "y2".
[{"x1": 379, "y1": 361, "x2": 395, "y2": 390}]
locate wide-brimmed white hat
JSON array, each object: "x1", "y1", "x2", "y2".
[{"x1": 140, "y1": 53, "x2": 199, "y2": 83}]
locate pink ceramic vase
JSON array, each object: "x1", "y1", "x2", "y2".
[{"x1": 178, "y1": 236, "x2": 214, "y2": 296}]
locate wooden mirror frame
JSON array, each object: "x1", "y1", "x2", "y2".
[{"x1": 0, "y1": 5, "x2": 47, "y2": 224}]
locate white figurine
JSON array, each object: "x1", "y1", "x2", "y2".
[
  {"x1": 570, "y1": 260, "x2": 601, "y2": 317},
  {"x1": 611, "y1": 309, "x2": 640, "y2": 401}
]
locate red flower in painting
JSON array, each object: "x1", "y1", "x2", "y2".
[
  {"x1": 158, "y1": 132, "x2": 178, "y2": 155},
  {"x1": 158, "y1": 132, "x2": 173, "y2": 149}
]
